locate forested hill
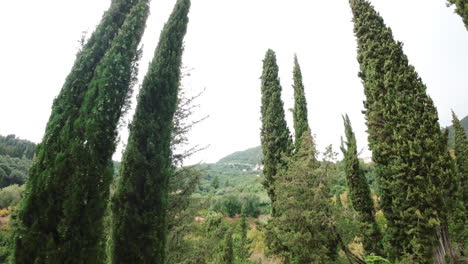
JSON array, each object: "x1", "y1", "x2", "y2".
[
  {"x1": 216, "y1": 146, "x2": 262, "y2": 166},
  {"x1": 0, "y1": 135, "x2": 35, "y2": 188},
  {"x1": 0, "y1": 134, "x2": 36, "y2": 160}
]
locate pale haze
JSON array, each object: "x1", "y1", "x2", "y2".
[{"x1": 0, "y1": 0, "x2": 467, "y2": 164}]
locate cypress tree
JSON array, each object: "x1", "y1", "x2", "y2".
[
  {"x1": 12, "y1": 1, "x2": 149, "y2": 263},
  {"x1": 340, "y1": 114, "x2": 383, "y2": 255},
  {"x1": 222, "y1": 230, "x2": 234, "y2": 264},
  {"x1": 450, "y1": 111, "x2": 468, "y2": 252},
  {"x1": 260, "y1": 49, "x2": 292, "y2": 215},
  {"x1": 109, "y1": 0, "x2": 190, "y2": 263},
  {"x1": 268, "y1": 132, "x2": 340, "y2": 263},
  {"x1": 292, "y1": 55, "x2": 311, "y2": 151},
  {"x1": 238, "y1": 210, "x2": 250, "y2": 261},
  {"x1": 448, "y1": 0, "x2": 468, "y2": 30},
  {"x1": 350, "y1": 0, "x2": 455, "y2": 262}
]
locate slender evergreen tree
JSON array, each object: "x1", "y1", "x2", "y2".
[
  {"x1": 448, "y1": 0, "x2": 468, "y2": 30},
  {"x1": 12, "y1": 1, "x2": 148, "y2": 263},
  {"x1": 260, "y1": 49, "x2": 292, "y2": 216},
  {"x1": 340, "y1": 114, "x2": 383, "y2": 255},
  {"x1": 222, "y1": 230, "x2": 234, "y2": 264},
  {"x1": 350, "y1": 0, "x2": 455, "y2": 262},
  {"x1": 292, "y1": 55, "x2": 311, "y2": 151},
  {"x1": 109, "y1": 1, "x2": 190, "y2": 263},
  {"x1": 449, "y1": 111, "x2": 468, "y2": 252}
]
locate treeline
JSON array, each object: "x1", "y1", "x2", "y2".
[{"x1": 0, "y1": 135, "x2": 35, "y2": 160}]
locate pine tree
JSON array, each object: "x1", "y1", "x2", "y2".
[
  {"x1": 449, "y1": 111, "x2": 468, "y2": 252},
  {"x1": 448, "y1": 0, "x2": 468, "y2": 30},
  {"x1": 350, "y1": 0, "x2": 455, "y2": 262},
  {"x1": 109, "y1": 0, "x2": 190, "y2": 263},
  {"x1": 12, "y1": 1, "x2": 149, "y2": 263},
  {"x1": 340, "y1": 114, "x2": 383, "y2": 255},
  {"x1": 292, "y1": 55, "x2": 311, "y2": 151},
  {"x1": 260, "y1": 49, "x2": 292, "y2": 216}
]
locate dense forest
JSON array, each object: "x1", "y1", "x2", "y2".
[{"x1": 0, "y1": 0, "x2": 467, "y2": 263}]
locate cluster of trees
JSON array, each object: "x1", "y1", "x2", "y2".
[
  {"x1": 0, "y1": 156, "x2": 30, "y2": 188},
  {"x1": 0, "y1": 0, "x2": 193, "y2": 263},
  {"x1": 0, "y1": 0, "x2": 466, "y2": 263},
  {"x1": 0, "y1": 135, "x2": 36, "y2": 160},
  {"x1": 257, "y1": 0, "x2": 467, "y2": 263}
]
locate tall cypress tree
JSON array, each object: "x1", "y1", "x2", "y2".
[
  {"x1": 109, "y1": 1, "x2": 190, "y2": 263},
  {"x1": 260, "y1": 49, "x2": 292, "y2": 216},
  {"x1": 350, "y1": 0, "x2": 455, "y2": 262},
  {"x1": 292, "y1": 55, "x2": 311, "y2": 151},
  {"x1": 450, "y1": 111, "x2": 468, "y2": 252},
  {"x1": 12, "y1": 1, "x2": 149, "y2": 263},
  {"x1": 340, "y1": 114, "x2": 383, "y2": 255},
  {"x1": 448, "y1": 0, "x2": 468, "y2": 30}
]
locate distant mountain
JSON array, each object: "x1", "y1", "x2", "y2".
[
  {"x1": 217, "y1": 146, "x2": 262, "y2": 166},
  {"x1": 446, "y1": 114, "x2": 468, "y2": 148}
]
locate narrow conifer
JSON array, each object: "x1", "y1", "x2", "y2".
[
  {"x1": 350, "y1": 0, "x2": 455, "y2": 262},
  {"x1": 260, "y1": 49, "x2": 292, "y2": 215},
  {"x1": 340, "y1": 114, "x2": 382, "y2": 255},
  {"x1": 450, "y1": 111, "x2": 468, "y2": 251},
  {"x1": 12, "y1": 1, "x2": 149, "y2": 263},
  {"x1": 109, "y1": 1, "x2": 190, "y2": 263},
  {"x1": 448, "y1": 0, "x2": 468, "y2": 30},
  {"x1": 292, "y1": 55, "x2": 311, "y2": 151}
]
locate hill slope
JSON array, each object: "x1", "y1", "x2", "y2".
[{"x1": 216, "y1": 146, "x2": 262, "y2": 166}]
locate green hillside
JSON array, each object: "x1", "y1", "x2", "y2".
[
  {"x1": 195, "y1": 147, "x2": 269, "y2": 217},
  {"x1": 217, "y1": 146, "x2": 262, "y2": 166}
]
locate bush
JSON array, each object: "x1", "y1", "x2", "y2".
[{"x1": 0, "y1": 184, "x2": 24, "y2": 208}]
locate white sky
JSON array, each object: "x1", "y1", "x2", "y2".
[{"x1": 0, "y1": 0, "x2": 467, "y2": 164}]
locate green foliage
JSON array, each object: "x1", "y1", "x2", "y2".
[
  {"x1": 12, "y1": 0, "x2": 149, "y2": 262},
  {"x1": 267, "y1": 133, "x2": 339, "y2": 263},
  {"x1": 217, "y1": 146, "x2": 263, "y2": 166},
  {"x1": 448, "y1": 0, "x2": 468, "y2": 30},
  {"x1": 212, "y1": 176, "x2": 220, "y2": 189},
  {"x1": 449, "y1": 112, "x2": 468, "y2": 254},
  {"x1": 350, "y1": 0, "x2": 456, "y2": 262},
  {"x1": 340, "y1": 114, "x2": 383, "y2": 255},
  {"x1": 365, "y1": 254, "x2": 391, "y2": 264},
  {"x1": 0, "y1": 135, "x2": 36, "y2": 160},
  {"x1": 0, "y1": 155, "x2": 30, "y2": 188},
  {"x1": 260, "y1": 49, "x2": 293, "y2": 216},
  {"x1": 109, "y1": 1, "x2": 190, "y2": 263},
  {"x1": 195, "y1": 162, "x2": 270, "y2": 217},
  {"x1": 237, "y1": 213, "x2": 250, "y2": 261},
  {"x1": 446, "y1": 114, "x2": 468, "y2": 149},
  {"x1": 292, "y1": 55, "x2": 311, "y2": 152},
  {"x1": 0, "y1": 185, "x2": 24, "y2": 209},
  {"x1": 222, "y1": 229, "x2": 234, "y2": 264}
]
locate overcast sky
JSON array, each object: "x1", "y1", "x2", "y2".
[{"x1": 0, "y1": 0, "x2": 467, "y2": 164}]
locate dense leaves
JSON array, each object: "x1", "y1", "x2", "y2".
[
  {"x1": 350, "y1": 0, "x2": 456, "y2": 262},
  {"x1": 449, "y1": 112, "x2": 468, "y2": 254},
  {"x1": 448, "y1": 0, "x2": 468, "y2": 30},
  {"x1": 341, "y1": 114, "x2": 383, "y2": 255},
  {"x1": 0, "y1": 135, "x2": 36, "y2": 160},
  {"x1": 260, "y1": 49, "x2": 292, "y2": 216},
  {"x1": 109, "y1": 0, "x2": 190, "y2": 263},
  {"x1": 292, "y1": 56, "x2": 311, "y2": 152},
  {"x1": 12, "y1": 0, "x2": 149, "y2": 262}
]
